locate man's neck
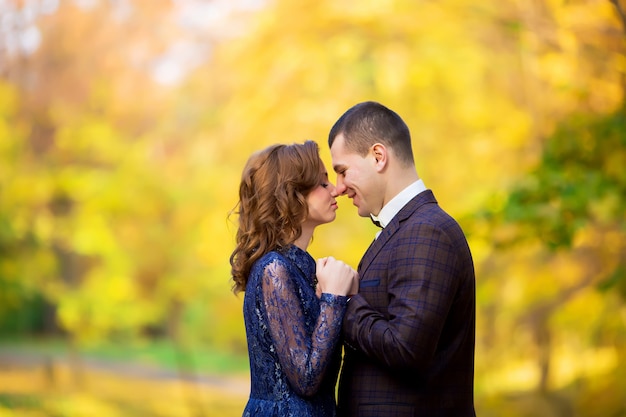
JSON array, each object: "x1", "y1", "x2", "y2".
[{"x1": 383, "y1": 170, "x2": 419, "y2": 207}]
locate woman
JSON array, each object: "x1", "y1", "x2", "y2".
[{"x1": 230, "y1": 140, "x2": 357, "y2": 417}]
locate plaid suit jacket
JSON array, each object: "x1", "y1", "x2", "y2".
[{"x1": 337, "y1": 190, "x2": 476, "y2": 417}]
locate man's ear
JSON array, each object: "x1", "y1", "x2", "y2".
[{"x1": 371, "y1": 143, "x2": 387, "y2": 171}]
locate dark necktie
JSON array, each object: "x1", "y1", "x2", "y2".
[{"x1": 371, "y1": 217, "x2": 382, "y2": 228}]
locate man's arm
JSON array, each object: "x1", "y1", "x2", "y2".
[{"x1": 343, "y1": 223, "x2": 461, "y2": 371}]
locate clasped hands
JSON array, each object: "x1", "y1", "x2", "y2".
[{"x1": 315, "y1": 256, "x2": 359, "y2": 298}]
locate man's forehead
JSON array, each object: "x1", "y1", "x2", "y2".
[
  {"x1": 330, "y1": 133, "x2": 347, "y2": 154},
  {"x1": 330, "y1": 140, "x2": 345, "y2": 168}
]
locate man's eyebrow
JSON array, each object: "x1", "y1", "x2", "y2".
[{"x1": 332, "y1": 164, "x2": 345, "y2": 172}]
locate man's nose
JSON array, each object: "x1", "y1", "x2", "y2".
[{"x1": 335, "y1": 179, "x2": 347, "y2": 196}]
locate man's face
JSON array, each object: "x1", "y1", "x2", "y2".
[{"x1": 330, "y1": 134, "x2": 382, "y2": 218}]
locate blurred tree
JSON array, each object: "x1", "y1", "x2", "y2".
[
  {"x1": 471, "y1": 1, "x2": 626, "y2": 413},
  {"x1": 1, "y1": 0, "x2": 190, "y2": 342},
  {"x1": 477, "y1": 106, "x2": 626, "y2": 393}
]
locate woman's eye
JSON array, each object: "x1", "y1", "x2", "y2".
[{"x1": 321, "y1": 182, "x2": 329, "y2": 188}]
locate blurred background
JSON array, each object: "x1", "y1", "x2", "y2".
[{"x1": 0, "y1": 0, "x2": 625, "y2": 416}]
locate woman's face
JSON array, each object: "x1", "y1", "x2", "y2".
[{"x1": 304, "y1": 169, "x2": 339, "y2": 228}]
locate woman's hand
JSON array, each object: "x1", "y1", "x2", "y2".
[
  {"x1": 315, "y1": 256, "x2": 356, "y2": 297},
  {"x1": 349, "y1": 270, "x2": 359, "y2": 296}
]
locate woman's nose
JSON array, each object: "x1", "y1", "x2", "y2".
[{"x1": 329, "y1": 183, "x2": 339, "y2": 197}]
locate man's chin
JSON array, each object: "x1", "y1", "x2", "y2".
[
  {"x1": 357, "y1": 209, "x2": 370, "y2": 218},
  {"x1": 351, "y1": 200, "x2": 368, "y2": 217}
]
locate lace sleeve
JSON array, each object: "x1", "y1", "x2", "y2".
[{"x1": 261, "y1": 258, "x2": 348, "y2": 397}]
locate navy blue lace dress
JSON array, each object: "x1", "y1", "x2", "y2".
[{"x1": 242, "y1": 245, "x2": 348, "y2": 417}]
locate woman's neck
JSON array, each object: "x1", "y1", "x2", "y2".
[{"x1": 294, "y1": 226, "x2": 314, "y2": 251}]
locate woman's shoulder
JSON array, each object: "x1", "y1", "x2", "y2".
[
  {"x1": 251, "y1": 249, "x2": 291, "y2": 274},
  {"x1": 245, "y1": 251, "x2": 290, "y2": 293}
]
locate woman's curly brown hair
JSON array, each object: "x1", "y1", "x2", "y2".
[{"x1": 229, "y1": 140, "x2": 323, "y2": 293}]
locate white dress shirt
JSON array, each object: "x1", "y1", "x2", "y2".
[{"x1": 370, "y1": 179, "x2": 427, "y2": 237}]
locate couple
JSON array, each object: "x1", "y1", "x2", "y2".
[{"x1": 230, "y1": 101, "x2": 476, "y2": 417}]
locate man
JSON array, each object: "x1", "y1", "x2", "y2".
[{"x1": 329, "y1": 101, "x2": 476, "y2": 417}]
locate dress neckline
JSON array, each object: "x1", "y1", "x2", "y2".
[{"x1": 280, "y1": 244, "x2": 316, "y2": 287}]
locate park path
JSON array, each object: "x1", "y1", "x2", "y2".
[{"x1": 0, "y1": 345, "x2": 250, "y2": 396}]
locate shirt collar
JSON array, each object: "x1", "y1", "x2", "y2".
[{"x1": 370, "y1": 179, "x2": 427, "y2": 228}]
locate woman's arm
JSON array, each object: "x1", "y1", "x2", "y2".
[{"x1": 261, "y1": 259, "x2": 348, "y2": 397}]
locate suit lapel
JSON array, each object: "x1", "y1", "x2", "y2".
[
  {"x1": 358, "y1": 221, "x2": 395, "y2": 273},
  {"x1": 358, "y1": 190, "x2": 437, "y2": 275}
]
